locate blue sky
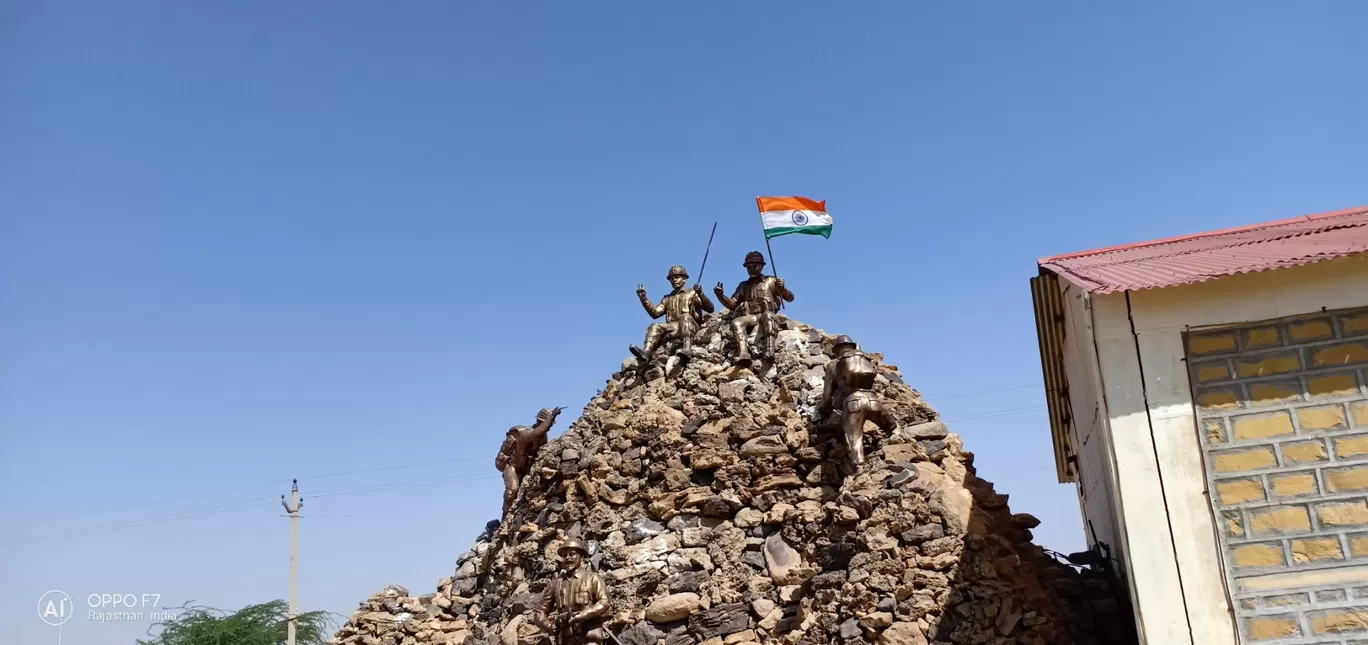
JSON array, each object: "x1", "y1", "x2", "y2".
[{"x1": 3, "y1": 1, "x2": 1366, "y2": 642}]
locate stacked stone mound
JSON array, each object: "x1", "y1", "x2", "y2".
[{"x1": 329, "y1": 316, "x2": 1132, "y2": 645}]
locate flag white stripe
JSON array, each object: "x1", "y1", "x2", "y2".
[{"x1": 760, "y1": 209, "x2": 832, "y2": 230}]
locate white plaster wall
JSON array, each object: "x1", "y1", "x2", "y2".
[
  {"x1": 1058, "y1": 282, "x2": 1127, "y2": 576},
  {"x1": 1071, "y1": 253, "x2": 1368, "y2": 645}
]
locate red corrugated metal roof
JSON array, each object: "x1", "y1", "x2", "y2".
[{"x1": 1038, "y1": 205, "x2": 1368, "y2": 294}]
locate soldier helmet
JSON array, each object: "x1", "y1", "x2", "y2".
[
  {"x1": 667, "y1": 265, "x2": 689, "y2": 279},
  {"x1": 743, "y1": 251, "x2": 766, "y2": 266},
  {"x1": 832, "y1": 335, "x2": 857, "y2": 350},
  {"x1": 559, "y1": 538, "x2": 590, "y2": 556},
  {"x1": 536, "y1": 407, "x2": 562, "y2": 421}
]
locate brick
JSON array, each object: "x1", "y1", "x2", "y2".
[
  {"x1": 1299, "y1": 404, "x2": 1349, "y2": 431},
  {"x1": 1250, "y1": 505, "x2": 1312, "y2": 535},
  {"x1": 1357, "y1": 587, "x2": 1368, "y2": 599},
  {"x1": 1234, "y1": 542, "x2": 1285, "y2": 568},
  {"x1": 1248, "y1": 380, "x2": 1301, "y2": 407},
  {"x1": 1313, "y1": 342, "x2": 1368, "y2": 368},
  {"x1": 1196, "y1": 360, "x2": 1232, "y2": 382},
  {"x1": 1244, "y1": 326, "x2": 1283, "y2": 349},
  {"x1": 1310, "y1": 607, "x2": 1368, "y2": 635},
  {"x1": 1354, "y1": 402, "x2": 1368, "y2": 428},
  {"x1": 1247, "y1": 614, "x2": 1300, "y2": 640},
  {"x1": 1309, "y1": 372, "x2": 1360, "y2": 398},
  {"x1": 1190, "y1": 333, "x2": 1237, "y2": 355},
  {"x1": 1204, "y1": 419, "x2": 1228, "y2": 445},
  {"x1": 1223, "y1": 510, "x2": 1245, "y2": 537},
  {"x1": 1320, "y1": 590, "x2": 1350, "y2": 602},
  {"x1": 1352, "y1": 534, "x2": 1368, "y2": 558},
  {"x1": 1339, "y1": 435, "x2": 1368, "y2": 458},
  {"x1": 1239, "y1": 598, "x2": 1257, "y2": 609},
  {"x1": 1214, "y1": 446, "x2": 1278, "y2": 472},
  {"x1": 1343, "y1": 313, "x2": 1368, "y2": 337},
  {"x1": 1327, "y1": 467, "x2": 1368, "y2": 493},
  {"x1": 1236, "y1": 352, "x2": 1301, "y2": 378},
  {"x1": 1291, "y1": 537, "x2": 1344, "y2": 563},
  {"x1": 1234, "y1": 411, "x2": 1296, "y2": 440},
  {"x1": 1290, "y1": 319, "x2": 1335, "y2": 342},
  {"x1": 1271, "y1": 472, "x2": 1319, "y2": 498},
  {"x1": 1283, "y1": 440, "x2": 1329, "y2": 464},
  {"x1": 1197, "y1": 387, "x2": 1240, "y2": 410},
  {"x1": 1264, "y1": 593, "x2": 1310, "y2": 607},
  {"x1": 1217, "y1": 478, "x2": 1267, "y2": 504},
  {"x1": 1318, "y1": 500, "x2": 1368, "y2": 528}
]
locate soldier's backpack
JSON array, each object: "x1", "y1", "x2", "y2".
[
  {"x1": 842, "y1": 351, "x2": 878, "y2": 390},
  {"x1": 495, "y1": 429, "x2": 517, "y2": 471}
]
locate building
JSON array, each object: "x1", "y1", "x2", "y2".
[{"x1": 1029, "y1": 205, "x2": 1368, "y2": 645}]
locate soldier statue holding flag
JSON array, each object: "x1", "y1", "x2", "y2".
[{"x1": 715, "y1": 251, "x2": 794, "y2": 364}]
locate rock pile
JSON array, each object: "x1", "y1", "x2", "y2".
[{"x1": 328, "y1": 316, "x2": 1134, "y2": 645}]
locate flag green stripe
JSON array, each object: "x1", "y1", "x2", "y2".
[{"x1": 763, "y1": 224, "x2": 832, "y2": 240}]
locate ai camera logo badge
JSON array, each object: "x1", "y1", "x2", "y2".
[
  {"x1": 39, "y1": 590, "x2": 74, "y2": 626},
  {"x1": 791, "y1": 211, "x2": 809, "y2": 226}
]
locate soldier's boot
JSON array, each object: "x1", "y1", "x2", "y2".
[
  {"x1": 844, "y1": 412, "x2": 866, "y2": 467},
  {"x1": 629, "y1": 344, "x2": 652, "y2": 364},
  {"x1": 760, "y1": 314, "x2": 781, "y2": 358},
  {"x1": 732, "y1": 321, "x2": 753, "y2": 364},
  {"x1": 633, "y1": 325, "x2": 669, "y2": 364}
]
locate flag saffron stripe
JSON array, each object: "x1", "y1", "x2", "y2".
[{"x1": 756, "y1": 196, "x2": 825, "y2": 213}]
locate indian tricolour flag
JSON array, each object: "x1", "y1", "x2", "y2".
[{"x1": 756, "y1": 196, "x2": 833, "y2": 239}]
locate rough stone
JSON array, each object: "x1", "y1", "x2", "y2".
[
  {"x1": 740, "y1": 435, "x2": 790, "y2": 457},
  {"x1": 647, "y1": 593, "x2": 702, "y2": 623},
  {"x1": 689, "y1": 603, "x2": 751, "y2": 640},
  {"x1": 878, "y1": 622, "x2": 928, "y2": 645}
]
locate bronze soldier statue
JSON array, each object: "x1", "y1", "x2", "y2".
[
  {"x1": 630, "y1": 265, "x2": 714, "y2": 365},
  {"x1": 714, "y1": 251, "x2": 794, "y2": 364},
  {"x1": 537, "y1": 538, "x2": 611, "y2": 644},
  {"x1": 495, "y1": 407, "x2": 562, "y2": 518},
  {"x1": 818, "y1": 335, "x2": 895, "y2": 467}
]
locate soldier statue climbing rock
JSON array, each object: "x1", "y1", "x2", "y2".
[
  {"x1": 495, "y1": 407, "x2": 562, "y2": 518},
  {"x1": 630, "y1": 264, "x2": 714, "y2": 365},
  {"x1": 536, "y1": 538, "x2": 610, "y2": 645},
  {"x1": 818, "y1": 335, "x2": 895, "y2": 467},
  {"x1": 714, "y1": 251, "x2": 793, "y2": 364}
]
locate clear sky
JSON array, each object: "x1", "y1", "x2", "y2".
[{"x1": 3, "y1": 1, "x2": 1366, "y2": 642}]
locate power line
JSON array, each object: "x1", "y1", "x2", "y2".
[
  {"x1": 0, "y1": 498, "x2": 280, "y2": 546},
  {"x1": 309, "y1": 473, "x2": 500, "y2": 499},
  {"x1": 943, "y1": 405, "x2": 1048, "y2": 422},
  {"x1": 0, "y1": 474, "x2": 502, "y2": 546},
  {"x1": 923, "y1": 384, "x2": 1040, "y2": 401},
  {"x1": 0, "y1": 455, "x2": 488, "y2": 530}
]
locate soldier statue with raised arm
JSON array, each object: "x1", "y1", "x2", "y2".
[
  {"x1": 713, "y1": 251, "x2": 794, "y2": 364},
  {"x1": 818, "y1": 335, "x2": 895, "y2": 467},
  {"x1": 495, "y1": 407, "x2": 562, "y2": 518},
  {"x1": 630, "y1": 264, "x2": 715, "y2": 365}
]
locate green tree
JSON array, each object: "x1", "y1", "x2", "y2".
[{"x1": 137, "y1": 600, "x2": 335, "y2": 645}]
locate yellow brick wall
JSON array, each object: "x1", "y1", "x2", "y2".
[{"x1": 1186, "y1": 307, "x2": 1368, "y2": 644}]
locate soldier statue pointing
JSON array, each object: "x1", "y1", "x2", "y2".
[{"x1": 495, "y1": 407, "x2": 562, "y2": 518}]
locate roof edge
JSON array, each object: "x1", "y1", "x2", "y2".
[
  {"x1": 1036, "y1": 204, "x2": 1368, "y2": 265},
  {"x1": 1041, "y1": 247, "x2": 1368, "y2": 295}
]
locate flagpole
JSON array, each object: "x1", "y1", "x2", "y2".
[{"x1": 755, "y1": 198, "x2": 783, "y2": 310}]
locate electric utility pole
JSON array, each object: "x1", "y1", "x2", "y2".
[{"x1": 281, "y1": 479, "x2": 303, "y2": 645}]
